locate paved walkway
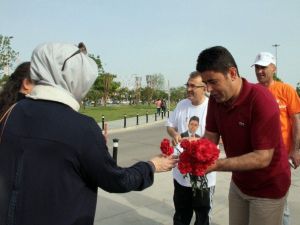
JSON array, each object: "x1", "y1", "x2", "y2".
[
  {"x1": 95, "y1": 115, "x2": 300, "y2": 225},
  {"x1": 95, "y1": 168, "x2": 300, "y2": 225}
]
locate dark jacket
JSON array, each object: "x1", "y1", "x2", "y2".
[
  {"x1": 180, "y1": 131, "x2": 200, "y2": 138},
  {"x1": 0, "y1": 99, "x2": 153, "y2": 225},
  {"x1": 0, "y1": 92, "x2": 26, "y2": 118}
]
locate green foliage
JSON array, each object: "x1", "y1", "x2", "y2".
[
  {"x1": 94, "y1": 73, "x2": 120, "y2": 106},
  {"x1": 170, "y1": 86, "x2": 186, "y2": 103},
  {"x1": 141, "y1": 87, "x2": 154, "y2": 105},
  {"x1": 86, "y1": 55, "x2": 121, "y2": 106},
  {"x1": 0, "y1": 74, "x2": 9, "y2": 87},
  {"x1": 115, "y1": 87, "x2": 130, "y2": 102},
  {"x1": 152, "y1": 89, "x2": 168, "y2": 100},
  {"x1": 79, "y1": 104, "x2": 157, "y2": 122},
  {"x1": 89, "y1": 53, "x2": 104, "y2": 73},
  {"x1": 273, "y1": 73, "x2": 282, "y2": 82},
  {"x1": 85, "y1": 89, "x2": 102, "y2": 107},
  {"x1": 0, "y1": 35, "x2": 18, "y2": 76}
]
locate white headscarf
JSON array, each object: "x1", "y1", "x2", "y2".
[{"x1": 28, "y1": 42, "x2": 98, "y2": 111}]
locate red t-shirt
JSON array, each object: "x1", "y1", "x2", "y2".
[{"x1": 206, "y1": 78, "x2": 290, "y2": 198}]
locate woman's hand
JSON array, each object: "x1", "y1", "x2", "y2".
[{"x1": 149, "y1": 154, "x2": 179, "y2": 172}]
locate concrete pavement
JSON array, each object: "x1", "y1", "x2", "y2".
[{"x1": 95, "y1": 115, "x2": 300, "y2": 225}]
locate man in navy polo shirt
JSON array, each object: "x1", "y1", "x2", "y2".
[{"x1": 196, "y1": 46, "x2": 290, "y2": 225}]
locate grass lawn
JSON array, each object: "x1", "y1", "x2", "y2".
[{"x1": 79, "y1": 104, "x2": 158, "y2": 122}]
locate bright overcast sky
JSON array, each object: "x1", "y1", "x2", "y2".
[{"x1": 1, "y1": 0, "x2": 299, "y2": 88}]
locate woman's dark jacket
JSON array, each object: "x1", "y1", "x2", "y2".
[{"x1": 0, "y1": 99, "x2": 153, "y2": 225}]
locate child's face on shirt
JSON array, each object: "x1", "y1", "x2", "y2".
[{"x1": 188, "y1": 120, "x2": 199, "y2": 134}]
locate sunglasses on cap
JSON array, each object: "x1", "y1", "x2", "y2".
[{"x1": 61, "y1": 42, "x2": 87, "y2": 71}]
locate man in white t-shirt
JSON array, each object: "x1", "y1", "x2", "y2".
[{"x1": 166, "y1": 71, "x2": 216, "y2": 225}]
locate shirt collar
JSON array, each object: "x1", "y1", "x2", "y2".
[
  {"x1": 232, "y1": 78, "x2": 251, "y2": 107},
  {"x1": 222, "y1": 78, "x2": 252, "y2": 109}
]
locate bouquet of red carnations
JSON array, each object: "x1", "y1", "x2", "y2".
[{"x1": 160, "y1": 138, "x2": 219, "y2": 195}]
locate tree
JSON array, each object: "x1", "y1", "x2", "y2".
[
  {"x1": 152, "y1": 89, "x2": 168, "y2": 101},
  {"x1": 128, "y1": 89, "x2": 135, "y2": 105},
  {"x1": 102, "y1": 73, "x2": 114, "y2": 106},
  {"x1": 146, "y1": 73, "x2": 165, "y2": 90},
  {"x1": 85, "y1": 89, "x2": 102, "y2": 107},
  {"x1": 0, "y1": 74, "x2": 9, "y2": 87},
  {"x1": 141, "y1": 87, "x2": 154, "y2": 105},
  {"x1": 89, "y1": 54, "x2": 104, "y2": 73},
  {"x1": 170, "y1": 86, "x2": 186, "y2": 103},
  {"x1": 273, "y1": 73, "x2": 282, "y2": 82},
  {"x1": 91, "y1": 73, "x2": 120, "y2": 106},
  {"x1": 296, "y1": 82, "x2": 300, "y2": 97},
  {"x1": 115, "y1": 87, "x2": 130, "y2": 103},
  {"x1": 0, "y1": 35, "x2": 18, "y2": 76},
  {"x1": 84, "y1": 54, "x2": 104, "y2": 106},
  {"x1": 85, "y1": 54, "x2": 120, "y2": 106}
]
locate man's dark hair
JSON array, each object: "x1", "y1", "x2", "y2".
[
  {"x1": 196, "y1": 46, "x2": 239, "y2": 76},
  {"x1": 189, "y1": 116, "x2": 199, "y2": 124},
  {"x1": 189, "y1": 71, "x2": 201, "y2": 79}
]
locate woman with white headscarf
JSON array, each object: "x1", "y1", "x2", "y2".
[{"x1": 0, "y1": 42, "x2": 177, "y2": 225}]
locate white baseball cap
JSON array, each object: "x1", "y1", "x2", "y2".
[{"x1": 252, "y1": 52, "x2": 276, "y2": 67}]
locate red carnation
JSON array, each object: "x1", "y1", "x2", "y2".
[
  {"x1": 160, "y1": 138, "x2": 174, "y2": 156},
  {"x1": 180, "y1": 139, "x2": 191, "y2": 152},
  {"x1": 178, "y1": 138, "x2": 219, "y2": 195}
]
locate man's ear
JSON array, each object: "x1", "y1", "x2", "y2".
[
  {"x1": 228, "y1": 67, "x2": 238, "y2": 81},
  {"x1": 271, "y1": 64, "x2": 277, "y2": 74}
]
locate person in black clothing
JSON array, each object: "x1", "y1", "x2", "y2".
[
  {"x1": 0, "y1": 62, "x2": 34, "y2": 117},
  {"x1": 0, "y1": 42, "x2": 177, "y2": 225},
  {"x1": 161, "y1": 99, "x2": 167, "y2": 116}
]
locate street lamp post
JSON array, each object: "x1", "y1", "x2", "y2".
[
  {"x1": 272, "y1": 44, "x2": 280, "y2": 76},
  {"x1": 167, "y1": 79, "x2": 170, "y2": 110}
]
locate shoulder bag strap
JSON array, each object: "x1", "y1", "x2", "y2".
[{"x1": 0, "y1": 103, "x2": 17, "y2": 143}]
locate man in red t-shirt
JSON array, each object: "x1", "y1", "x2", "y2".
[{"x1": 196, "y1": 46, "x2": 290, "y2": 225}]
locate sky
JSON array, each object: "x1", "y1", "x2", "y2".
[{"x1": 1, "y1": 0, "x2": 300, "y2": 88}]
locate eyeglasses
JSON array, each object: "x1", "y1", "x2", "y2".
[
  {"x1": 61, "y1": 42, "x2": 87, "y2": 71},
  {"x1": 184, "y1": 83, "x2": 206, "y2": 89}
]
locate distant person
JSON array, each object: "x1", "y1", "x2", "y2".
[
  {"x1": 181, "y1": 116, "x2": 200, "y2": 138},
  {"x1": 161, "y1": 99, "x2": 167, "y2": 116},
  {"x1": 0, "y1": 62, "x2": 34, "y2": 117},
  {"x1": 155, "y1": 98, "x2": 162, "y2": 115},
  {"x1": 0, "y1": 42, "x2": 177, "y2": 225},
  {"x1": 253, "y1": 52, "x2": 300, "y2": 225},
  {"x1": 197, "y1": 46, "x2": 290, "y2": 225},
  {"x1": 166, "y1": 71, "x2": 216, "y2": 225}
]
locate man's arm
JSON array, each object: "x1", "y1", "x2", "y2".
[
  {"x1": 203, "y1": 130, "x2": 220, "y2": 145},
  {"x1": 204, "y1": 130, "x2": 274, "y2": 172},
  {"x1": 207, "y1": 149, "x2": 274, "y2": 173},
  {"x1": 290, "y1": 113, "x2": 300, "y2": 168},
  {"x1": 167, "y1": 126, "x2": 181, "y2": 145}
]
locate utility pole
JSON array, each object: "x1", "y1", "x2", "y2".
[
  {"x1": 272, "y1": 44, "x2": 280, "y2": 76},
  {"x1": 135, "y1": 76, "x2": 142, "y2": 104},
  {"x1": 167, "y1": 80, "x2": 170, "y2": 110}
]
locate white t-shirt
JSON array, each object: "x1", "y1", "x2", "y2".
[{"x1": 166, "y1": 98, "x2": 217, "y2": 187}]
